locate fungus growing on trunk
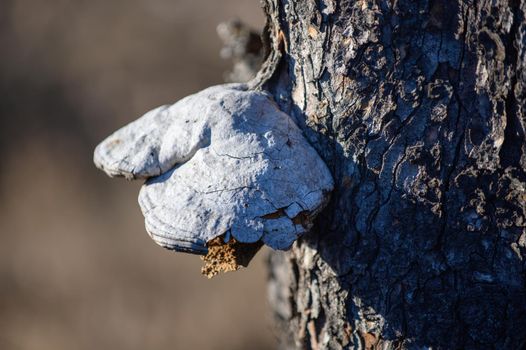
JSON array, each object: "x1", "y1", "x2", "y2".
[{"x1": 94, "y1": 83, "x2": 333, "y2": 276}]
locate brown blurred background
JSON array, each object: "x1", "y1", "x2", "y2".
[{"x1": 0, "y1": 1, "x2": 277, "y2": 349}]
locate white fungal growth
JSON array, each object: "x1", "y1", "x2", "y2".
[{"x1": 94, "y1": 84, "x2": 334, "y2": 253}]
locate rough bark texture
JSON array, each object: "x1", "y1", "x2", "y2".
[{"x1": 263, "y1": 0, "x2": 526, "y2": 349}]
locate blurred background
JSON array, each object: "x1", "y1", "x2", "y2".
[{"x1": 0, "y1": 1, "x2": 276, "y2": 349}]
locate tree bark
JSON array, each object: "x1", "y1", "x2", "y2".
[{"x1": 262, "y1": 0, "x2": 526, "y2": 349}]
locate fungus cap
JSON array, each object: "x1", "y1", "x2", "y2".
[{"x1": 94, "y1": 84, "x2": 334, "y2": 253}]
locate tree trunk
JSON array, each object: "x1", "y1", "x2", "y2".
[{"x1": 262, "y1": 0, "x2": 526, "y2": 349}]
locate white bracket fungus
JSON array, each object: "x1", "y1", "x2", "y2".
[{"x1": 94, "y1": 84, "x2": 333, "y2": 274}]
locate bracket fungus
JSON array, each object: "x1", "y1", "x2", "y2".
[{"x1": 94, "y1": 83, "x2": 334, "y2": 277}]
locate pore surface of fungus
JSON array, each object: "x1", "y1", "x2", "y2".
[{"x1": 94, "y1": 84, "x2": 333, "y2": 256}]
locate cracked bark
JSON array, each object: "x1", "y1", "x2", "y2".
[{"x1": 260, "y1": 0, "x2": 526, "y2": 349}]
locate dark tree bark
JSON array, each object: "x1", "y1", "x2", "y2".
[{"x1": 260, "y1": 0, "x2": 526, "y2": 349}]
